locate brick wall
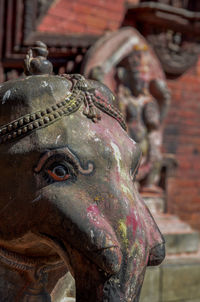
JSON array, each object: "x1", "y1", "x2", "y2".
[
  {"x1": 164, "y1": 61, "x2": 200, "y2": 230},
  {"x1": 38, "y1": 0, "x2": 126, "y2": 35}
]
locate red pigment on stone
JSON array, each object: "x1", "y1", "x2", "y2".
[
  {"x1": 94, "y1": 90, "x2": 108, "y2": 101},
  {"x1": 126, "y1": 209, "x2": 138, "y2": 237},
  {"x1": 86, "y1": 204, "x2": 121, "y2": 254},
  {"x1": 87, "y1": 204, "x2": 112, "y2": 231}
]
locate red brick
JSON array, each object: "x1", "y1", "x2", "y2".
[
  {"x1": 82, "y1": 0, "x2": 124, "y2": 12},
  {"x1": 77, "y1": 14, "x2": 108, "y2": 29},
  {"x1": 84, "y1": 27, "x2": 105, "y2": 35},
  {"x1": 165, "y1": 68, "x2": 200, "y2": 232},
  {"x1": 38, "y1": 0, "x2": 125, "y2": 34},
  {"x1": 74, "y1": 3, "x2": 123, "y2": 22}
]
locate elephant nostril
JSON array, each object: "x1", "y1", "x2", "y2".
[{"x1": 148, "y1": 243, "x2": 165, "y2": 266}]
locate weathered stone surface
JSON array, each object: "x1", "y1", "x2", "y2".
[
  {"x1": 164, "y1": 232, "x2": 200, "y2": 254},
  {"x1": 162, "y1": 260, "x2": 200, "y2": 301},
  {"x1": 176, "y1": 300, "x2": 200, "y2": 302},
  {"x1": 154, "y1": 214, "x2": 200, "y2": 254},
  {"x1": 140, "y1": 253, "x2": 200, "y2": 302},
  {"x1": 163, "y1": 300, "x2": 200, "y2": 302},
  {"x1": 143, "y1": 196, "x2": 165, "y2": 214},
  {"x1": 51, "y1": 272, "x2": 75, "y2": 302},
  {"x1": 140, "y1": 267, "x2": 160, "y2": 302},
  {"x1": 51, "y1": 254, "x2": 200, "y2": 302}
]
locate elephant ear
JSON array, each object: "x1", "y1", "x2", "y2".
[{"x1": 148, "y1": 79, "x2": 171, "y2": 122}]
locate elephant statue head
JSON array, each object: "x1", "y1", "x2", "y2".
[{"x1": 0, "y1": 42, "x2": 165, "y2": 302}]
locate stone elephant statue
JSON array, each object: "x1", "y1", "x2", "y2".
[{"x1": 0, "y1": 42, "x2": 165, "y2": 302}]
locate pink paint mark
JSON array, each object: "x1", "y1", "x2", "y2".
[
  {"x1": 87, "y1": 204, "x2": 112, "y2": 232},
  {"x1": 115, "y1": 170, "x2": 120, "y2": 183},
  {"x1": 126, "y1": 208, "x2": 138, "y2": 238},
  {"x1": 86, "y1": 204, "x2": 120, "y2": 249},
  {"x1": 94, "y1": 90, "x2": 108, "y2": 103},
  {"x1": 87, "y1": 205, "x2": 103, "y2": 228},
  {"x1": 139, "y1": 238, "x2": 144, "y2": 246}
]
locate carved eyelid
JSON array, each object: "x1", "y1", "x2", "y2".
[
  {"x1": 34, "y1": 147, "x2": 94, "y2": 175},
  {"x1": 47, "y1": 168, "x2": 70, "y2": 181}
]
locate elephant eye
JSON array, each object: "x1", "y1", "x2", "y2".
[
  {"x1": 34, "y1": 148, "x2": 93, "y2": 184},
  {"x1": 40, "y1": 156, "x2": 78, "y2": 184},
  {"x1": 47, "y1": 164, "x2": 70, "y2": 181}
]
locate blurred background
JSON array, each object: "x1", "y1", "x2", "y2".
[{"x1": 0, "y1": 0, "x2": 200, "y2": 301}]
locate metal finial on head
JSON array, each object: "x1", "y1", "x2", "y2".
[{"x1": 24, "y1": 41, "x2": 53, "y2": 76}]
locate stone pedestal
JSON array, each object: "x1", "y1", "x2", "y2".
[
  {"x1": 154, "y1": 213, "x2": 200, "y2": 254},
  {"x1": 143, "y1": 194, "x2": 166, "y2": 214},
  {"x1": 140, "y1": 195, "x2": 200, "y2": 302},
  {"x1": 140, "y1": 252, "x2": 200, "y2": 302},
  {"x1": 143, "y1": 195, "x2": 199, "y2": 253}
]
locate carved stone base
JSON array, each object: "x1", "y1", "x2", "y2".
[
  {"x1": 142, "y1": 195, "x2": 165, "y2": 214},
  {"x1": 143, "y1": 195, "x2": 200, "y2": 254},
  {"x1": 154, "y1": 213, "x2": 200, "y2": 254},
  {"x1": 140, "y1": 250, "x2": 200, "y2": 302}
]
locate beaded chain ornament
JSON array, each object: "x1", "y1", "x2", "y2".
[{"x1": 0, "y1": 74, "x2": 126, "y2": 145}]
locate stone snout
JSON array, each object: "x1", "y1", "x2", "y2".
[{"x1": 38, "y1": 197, "x2": 122, "y2": 277}]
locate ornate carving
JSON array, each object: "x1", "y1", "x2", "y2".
[
  {"x1": 146, "y1": 30, "x2": 199, "y2": 76},
  {"x1": 24, "y1": 41, "x2": 53, "y2": 76},
  {"x1": 34, "y1": 148, "x2": 95, "y2": 176},
  {"x1": 0, "y1": 246, "x2": 62, "y2": 271},
  {"x1": 0, "y1": 244, "x2": 64, "y2": 301},
  {"x1": 0, "y1": 43, "x2": 126, "y2": 146},
  {"x1": 0, "y1": 78, "x2": 126, "y2": 146},
  {"x1": 123, "y1": 1, "x2": 200, "y2": 76}
]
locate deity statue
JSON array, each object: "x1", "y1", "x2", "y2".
[
  {"x1": 82, "y1": 27, "x2": 171, "y2": 196},
  {"x1": 0, "y1": 41, "x2": 164, "y2": 302}
]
